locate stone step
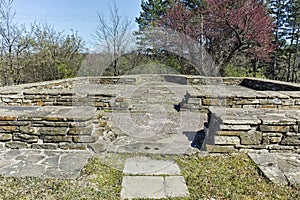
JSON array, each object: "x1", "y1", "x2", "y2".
[
  {"x1": 120, "y1": 157, "x2": 189, "y2": 199},
  {"x1": 121, "y1": 176, "x2": 189, "y2": 199},
  {"x1": 123, "y1": 157, "x2": 180, "y2": 175}
]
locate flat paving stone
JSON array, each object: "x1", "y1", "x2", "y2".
[
  {"x1": 123, "y1": 157, "x2": 180, "y2": 175},
  {"x1": 0, "y1": 149, "x2": 91, "y2": 179},
  {"x1": 248, "y1": 153, "x2": 300, "y2": 186},
  {"x1": 121, "y1": 157, "x2": 189, "y2": 199},
  {"x1": 121, "y1": 176, "x2": 165, "y2": 199},
  {"x1": 121, "y1": 176, "x2": 189, "y2": 199},
  {"x1": 165, "y1": 176, "x2": 190, "y2": 198}
]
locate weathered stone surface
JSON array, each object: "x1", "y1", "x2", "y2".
[
  {"x1": 187, "y1": 98, "x2": 201, "y2": 104},
  {"x1": 249, "y1": 153, "x2": 300, "y2": 186},
  {"x1": 13, "y1": 133, "x2": 39, "y2": 143},
  {"x1": 59, "y1": 143, "x2": 86, "y2": 150},
  {"x1": 281, "y1": 135, "x2": 300, "y2": 145},
  {"x1": 219, "y1": 124, "x2": 252, "y2": 131},
  {"x1": 239, "y1": 149, "x2": 269, "y2": 154},
  {"x1": 98, "y1": 120, "x2": 107, "y2": 127},
  {"x1": 240, "y1": 131, "x2": 262, "y2": 145},
  {"x1": 0, "y1": 116, "x2": 17, "y2": 121},
  {"x1": 16, "y1": 154, "x2": 46, "y2": 163},
  {"x1": 114, "y1": 96, "x2": 127, "y2": 102},
  {"x1": 214, "y1": 136, "x2": 240, "y2": 145},
  {"x1": 0, "y1": 126, "x2": 17, "y2": 132},
  {"x1": 73, "y1": 136, "x2": 97, "y2": 143},
  {"x1": 0, "y1": 149, "x2": 91, "y2": 179},
  {"x1": 31, "y1": 143, "x2": 58, "y2": 149},
  {"x1": 202, "y1": 98, "x2": 225, "y2": 106},
  {"x1": 261, "y1": 115, "x2": 296, "y2": 125},
  {"x1": 20, "y1": 126, "x2": 39, "y2": 135},
  {"x1": 123, "y1": 157, "x2": 180, "y2": 175},
  {"x1": 5, "y1": 141, "x2": 28, "y2": 149},
  {"x1": 44, "y1": 136, "x2": 72, "y2": 143},
  {"x1": 121, "y1": 157, "x2": 189, "y2": 198},
  {"x1": 206, "y1": 144, "x2": 237, "y2": 153},
  {"x1": 39, "y1": 127, "x2": 68, "y2": 136},
  {"x1": 80, "y1": 126, "x2": 93, "y2": 135},
  {"x1": 267, "y1": 145, "x2": 295, "y2": 150},
  {"x1": 259, "y1": 125, "x2": 289, "y2": 133},
  {"x1": 121, "y1": 176, "x2": 165, "y2": 199},
  {"x1": 289, "y1": 125, "x2": 299, "y2": 133},
  {"x1": 67, "y1": 127, "x2": 82, "y2": 135},
  {"x1": 222, "y1": 118, "x2": 260, "y2": 125},
  {"x1": 0, "y1": 133, "x2": 12, "y2": 141},
  {"x1": 165, "y1": 176, "x2": 190, "y2": 198},
  {"x1": 92, "y1": 128, "x2": 103, "y2": 137},
  {"x1": 236, "y1": 144, "x2": 267, "y2": 150},
  {"x1": 263, "y1": 133, "x2": 282, "y2": 144},
  {"x1": 87, "y1": 142, "x2": 107, "y2": 153},
  {"x1": 217, "y1": 130, "x2": 244, "y2": 136}
]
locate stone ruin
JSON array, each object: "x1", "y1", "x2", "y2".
[{"x1": 0, "y1": 74, "x2": 299, "y2": 154}]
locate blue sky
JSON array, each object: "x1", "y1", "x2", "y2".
[{"x1": 12, "y1": 0, "x2": 142, "y2": 50}]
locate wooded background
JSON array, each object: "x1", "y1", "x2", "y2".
[{"x1": 0, "y1": 0, "x2": 299, "y2": 85}]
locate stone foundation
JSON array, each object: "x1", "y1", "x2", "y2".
[{"x1": 0, "y1": 74, "x2": 299, "y2": 152}]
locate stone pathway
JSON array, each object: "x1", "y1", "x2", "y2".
[
  {"x1": 0, "y1": 149, "x2": 91, "y2": 179},
  {"x1": 249, "y1": 153, "x2": 300, "y2": 187},
  {"x1": 121, "y1": 156, "x2": 189, "y2": 199}
]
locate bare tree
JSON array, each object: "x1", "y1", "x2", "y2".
[
  {"x1": 93, "y1": 1, "x2": 134, "y2": 75},
  {"x1": 0, "y1": 0, "x2": 26, "y2": 85}
]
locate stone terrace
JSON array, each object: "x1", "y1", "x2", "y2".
[{"x1": 0, "y1": 74, "x2": 299, "y2": 154}]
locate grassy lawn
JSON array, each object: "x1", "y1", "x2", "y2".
[{"x1": 0, "y1": 153, "x2": 299, "y2": 200}]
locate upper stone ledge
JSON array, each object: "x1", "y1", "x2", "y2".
[
  {"x1": 240, "y1": 77, "x2": 300, "y2": 91},
  {"x1": 0, "y1": 106, "x2": 96, "y2": 121},
  {"x1": 0, "y1": 74, "x2": 299, "y2": 89},
  {"x1": 209, "y1": 107, "x2": 300, "y2": 125}
]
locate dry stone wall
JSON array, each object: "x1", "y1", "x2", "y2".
[
  {"x1": 205, "y1": 108, "x2": 300, "y2": 154},
  {"x1": 0, "y1": 75, "x2": 299, "y2": 111},
  {"x1": 184, "y1": 77, "x2": 300, "y2": 111},
  {"x1": 0, "y1": 106, "x2": 114, "y2": 151}
]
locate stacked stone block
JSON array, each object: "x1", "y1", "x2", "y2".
[
  {"x1": 205, "y1": 108, "x2": 300, "y2": 153},
  {"x1": 0, "y1": 106, "x2": 111, "y2": 151}
]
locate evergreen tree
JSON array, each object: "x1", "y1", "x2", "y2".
[
  {"x1": 268, "y1": 0, "x2": 290, "y2": 80},
  {"x1": 268, "y1": 0, "x2": 300, "y2": 82},
  {"x1": 285, "y1": 0, "x2": 300, "y2": 82},
  {"x1": 135, "y1": 0, "x2": 175, "y2": 30}
]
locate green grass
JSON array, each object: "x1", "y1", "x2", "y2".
[
  {"x1": 176, "y1": 154, "x2": 300, "y2": 200},
  {"x1": 0, "y1": 153, "x2": 299, "y2": 200}
]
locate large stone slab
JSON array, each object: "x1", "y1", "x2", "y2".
[
  {"x1": 248, "y1": 153, "x2": 300, "y2": 186},
  {"x1": 0, "y1": 149, "x2": 91, "y2": 179},
  {"x1": 121, "y1": 176, "x2": 165, "y2": 199},
  {"x1": 120, "y1": 176, "x2": 189, "y2": 199},
  {"x1": 123, "y1": 157, "x2": 180, "y2": 175}
]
